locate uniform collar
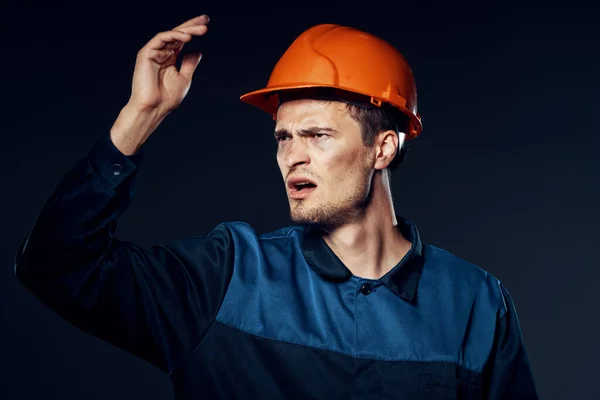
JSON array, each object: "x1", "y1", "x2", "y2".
[{"x1": 300, "y1": 216, "x2": 424, "y2": 303}]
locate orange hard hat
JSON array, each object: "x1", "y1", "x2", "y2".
[{"x1": 240, "y1": 23, "x2": 422, "y2": 139}]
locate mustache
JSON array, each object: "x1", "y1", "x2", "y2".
[{"x1": 286, "y1": 170, "x2": 319, "y2": 181}]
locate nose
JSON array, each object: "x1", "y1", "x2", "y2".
[{"x1": 281, "y1": 139, "x2": 310, "y2": 169}]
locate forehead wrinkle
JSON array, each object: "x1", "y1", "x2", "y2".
[
  {"x1": 275, "y1": 100, "x2": 363, "y2": 143},
  {"x1": 276, "y1": 100, "x2": 338, "y2": 124},
  {"x1": 275, "y1": 116, "x2": 339, "y2": 134}
]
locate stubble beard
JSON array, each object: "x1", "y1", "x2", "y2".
[{"x1": 289, "y1": 174, "x2": 372, "y2": 231}]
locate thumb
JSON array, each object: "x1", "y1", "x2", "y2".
[{"x1": 180, "y1": 52, "x2": 202, "y2": 81}]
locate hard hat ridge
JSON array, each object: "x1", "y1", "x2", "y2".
[{"x1": 240, "y1": 23, "x2": 423, "y2": 139}]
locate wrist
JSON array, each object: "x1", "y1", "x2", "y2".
[{"x1": 110, "y1": 104, "x2": 166, "y2": 156}]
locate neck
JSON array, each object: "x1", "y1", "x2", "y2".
[{"x1": 321, "y1": 171, "x2": 412, "y2": 279}]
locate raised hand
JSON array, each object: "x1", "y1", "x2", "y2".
[
  {"x1": 128, "y1": 15, "x2": 210, "y2": 114},
  {"x1": 110, "y1": 15, "x2": 210, "y2": 155}
]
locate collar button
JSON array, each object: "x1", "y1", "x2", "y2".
[{"x1": 360, "y1": 283, "x2": 373, "y2": 296}]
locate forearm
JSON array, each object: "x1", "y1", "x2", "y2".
[
  {"x1": 12, "y1": 130, "x2": 170, "y2": 364},
  {"x1": 13, "y1": 129, "x2": 235, "y2": 372},
  {"x1": 14, "y1": 130, "x2": 143, "y2": 293}
]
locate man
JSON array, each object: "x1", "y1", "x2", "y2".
[{"x1": 14, "y1": 14, "x2": 538, "y2": 399}]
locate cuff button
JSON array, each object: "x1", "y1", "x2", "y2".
[{"x1": 112, "y1": 163, "x2": 123, "y2": 176}]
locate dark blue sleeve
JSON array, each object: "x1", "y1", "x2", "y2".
[
  {"x1": 484, "y1": 284, "x2": 539, "y2": 399},
  {"x1": 14, "y1": 131, "x2": 235, "y2": 374}
]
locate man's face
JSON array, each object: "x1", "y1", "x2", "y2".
[{"x1": 275, "y1": 99, "x2": 375, "y2": 229}]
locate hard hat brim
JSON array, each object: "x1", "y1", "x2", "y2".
[
  {"x1": 240, "y1": 83, "x2": 423, "y2": 139},
  {"x1": 240, "y1": 84, "x2": 342, "y2": 115},
  {"x1": 240, "y1": 84, "x2": 422, "y2": 139}
]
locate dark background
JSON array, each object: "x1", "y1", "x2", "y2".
[{"x1": 2, "y1": 0, "x2": 598, "y2": 398}]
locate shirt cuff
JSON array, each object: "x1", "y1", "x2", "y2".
[{"x1": 87, "y1": 130, "x2": 148, "y2": 189}]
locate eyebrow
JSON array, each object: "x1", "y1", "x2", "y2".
[{"x1": 274, "y1": 126, "x2": 337, "y2": 138}]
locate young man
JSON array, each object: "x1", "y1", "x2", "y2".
[{"x1": 14, "y1": 15, "x2": 538, "y2": 399}]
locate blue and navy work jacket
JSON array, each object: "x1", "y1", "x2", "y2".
[{"x1": 15, "y1": 131, "x2": 539, "y2": 399}]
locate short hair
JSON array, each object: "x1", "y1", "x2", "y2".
[{"x1": 343, "y1": 102, "x2": 411, "y2": 172}]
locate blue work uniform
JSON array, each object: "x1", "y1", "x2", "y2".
[{"x1": 14, "y1": 131, "x2": 538, "y2": 399}]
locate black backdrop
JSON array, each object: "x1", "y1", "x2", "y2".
[{"x1": 2, "y1": 1, "x2": 598, "y2": 399}]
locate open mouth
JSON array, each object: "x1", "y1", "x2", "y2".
[
  {"x1": 288, "y1": 179, "x2": 318, "y2": 199},
  {"x1": 291, "y1": 182, "x2": 317, "y2": 193}
]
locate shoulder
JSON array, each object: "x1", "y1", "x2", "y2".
[
  {"x1": 423, "y1": 244, "x2": 493, "y2": 283},
  {"x1": 216, "y1": 221, "x2": 304, "y2": 245},
  {"x1": 421, "y1": 244, "x2": 509, "y2": 315}
]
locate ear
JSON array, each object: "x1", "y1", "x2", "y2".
[{"x1": 373, "y1": 129, "x2": 403, "y2": 170}]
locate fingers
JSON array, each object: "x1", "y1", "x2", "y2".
[
  {"x1": 139, "y1": 15, "x2": 209, "y2": 65},
  {"x1": 179, "y1": 52, "x2": 203, "y2": 81},
  {"x1": 147, "y1": 48, "x2": 177, "y2": 64},
  {"x1": 144, "y1": 22, "x2": 208, "y2": 53},
  {"x1": 174, "y1": 14, "x2": 209, "y2": 30},
  {"x1": 174, "y1": 23, "x2": 208, "y2": 37},
  {"x1": 144, "y1": 30, "x2": 190, "y2": 52}
]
